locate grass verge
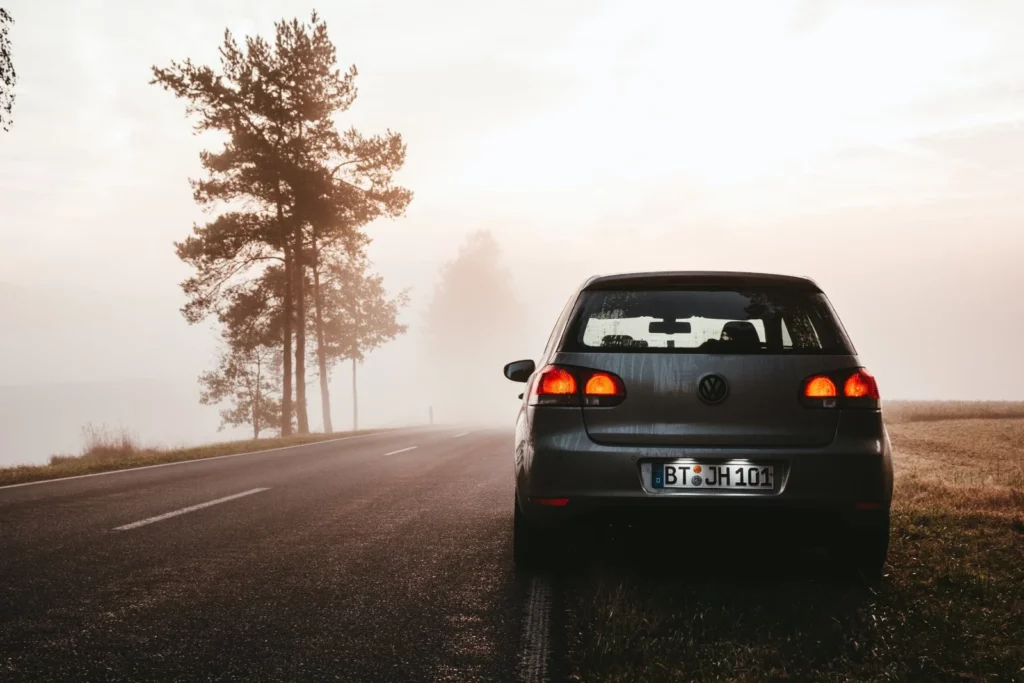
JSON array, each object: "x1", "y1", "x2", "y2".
[
  {"x1": 0, "y1": 425, "x2": 393, "y2": 488},
  {"x1": 885, "y1": 400, "x2": 1024, "y2": 424},
  {"x1": 562, "y1": 416, "x2": 1024, "y2": 682}
]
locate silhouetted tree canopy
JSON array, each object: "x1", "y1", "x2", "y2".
[
  {"x1": 153, "y1": 12, "x2": 411, "y2": 435},
  {"x1": 309, "y1": 246, "x2": 408, "y2": 432},
  {"x1": 200, "y1": 271, "x2": 286, "y2": 438},
  {"x1": 315, "y1": 248, "x2": 408, "y2": 366},
  {"x1": 199, "y1": 347, "x2": 282, "y2": 439}
]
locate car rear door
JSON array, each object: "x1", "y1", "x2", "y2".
[
  {"x1": 559, "y1": 351, "x2": 849, "y2": 447},
  {"x1": 554, "y1": 285, "x2": 857, "y2": 448}
]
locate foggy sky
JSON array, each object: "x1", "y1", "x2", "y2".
[{"x1": 2, "y1": 0, "x2": 1024, "y2": 465}]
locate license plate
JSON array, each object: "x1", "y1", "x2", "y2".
[{"x1": 652, "y1": 462, "x2": 774, "y2": 490}]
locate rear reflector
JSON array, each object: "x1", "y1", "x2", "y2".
[
  {"x1": 531, "y1": 497, "x2": 570, "y2": 507},
  {"x1": 804, "y1": 376, "x2": 837, "y2": 398},
  {"x1": 855, "y1": 502, "x2": 883, "y2": 511}
]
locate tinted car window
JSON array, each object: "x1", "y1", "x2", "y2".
[{"x1": 564, "y1": 288, "x2": 854, "y2": 354}]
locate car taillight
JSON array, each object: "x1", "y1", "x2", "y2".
[
  {"x1": 583, "y1": 371, "x2": 625, "y2": 406},
  {"x1": 530, "y1": 365, "x2": 580, "y2": 406},
  {"x1": 538, "y1": 366, "x2": 576, "y2": 395},
  {"x1": 804, "y1": 376, "x2": 837, "y2": 398},
  {"x1": 844, "y1": 369, "x2": 879, "y2": 399},
  {"x1": 584, "y1": 373, "x2": 617, "y2": 395},
  {"x1": 529, "y1": 365, "x2": 626, "y2": 407},
  {"x1": 801, "y1": 368, "x2": 880, "y2": 409}
]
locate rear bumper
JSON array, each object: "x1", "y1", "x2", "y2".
[{"x1": 515, "y1": 408, "x2": 893, "y2": 527}]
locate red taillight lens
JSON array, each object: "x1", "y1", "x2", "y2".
[
  {"x1": 804, "y1": 376, "x2": 837, "y2": 398},
  {"x1": 583, "y1": 371, "x2": 626, "y2": 406},
  {"x1": 584, "y1": 373, "x2": 620, "y2": 396},
  {"x1": 530, "y1": 365, "x2": 580, "y2": 406},
  {"x1": 537, "y1": 366, "x2": 576, "y2": 395},
  {"x1": 801, "y1": 368, "x2": 880, "y2": 409},
  {"x1": 529, "y1": 365, "x2": 626, "y2": 407},
  {"x1": 844, "y1": 369, "x2": 879, "y2": 399}
]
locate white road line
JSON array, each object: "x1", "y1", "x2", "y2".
[
  {"x1": 453, "y1": 432, "x2": 470, "y2": 438},
  {"x1": 0, "y1": 429, "x2": 424, "y2": 491},
  {"x1": 384, "y1": 446, "x2": 417, "y2": 456},
  {"x1": 518, "y1": 577, "x2": 553, "y2": 683},
  {"x1": 114, "y1": 488, "x2": 270, "y2": 531}
]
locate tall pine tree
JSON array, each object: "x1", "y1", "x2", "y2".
[{"x1": 153, "y1": 13, "x2": 411, "y2": 434}]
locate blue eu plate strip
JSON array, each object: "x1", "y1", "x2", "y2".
[{"x1": 652, "y1": 463, "x2": 664, "y2": 489}]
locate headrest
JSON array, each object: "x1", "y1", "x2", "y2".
[
  {"x1": 720, "y1": 321, "x2": 760, "y2": 347},
  {"x1": 601, "y1": 334, "x2": 649, "y2": 348}
]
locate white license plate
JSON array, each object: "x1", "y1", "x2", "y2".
[{"x1": 652, "y1": 462, "x2": 774, "y2": 490}]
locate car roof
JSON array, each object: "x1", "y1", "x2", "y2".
[{"x1": 581, "y1": 271, "x2": 822, "y2": 292}]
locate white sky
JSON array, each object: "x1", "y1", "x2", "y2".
[{"x1": 2, "y1": 0, "x2": 1024, "y2": 462}]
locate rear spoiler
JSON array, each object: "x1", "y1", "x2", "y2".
[{"x1": 582, "y1": 271, "x2": 822, "y2": 292}]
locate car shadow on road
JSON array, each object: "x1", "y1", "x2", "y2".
[
  {"x1": 539, "y1": 524, "x2": 887, "y2": 681},
  {"x1": 545, "y1": 511, "x2": 881, "y2": 587},
  {"x1": 555, "y1": 527, "x2": 882, "y2": 587}
]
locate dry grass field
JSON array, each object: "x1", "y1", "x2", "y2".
[
  {"x1": 884, "y1": 400, "x2": 1024, "y2": 425},
  {"x1": 0, "y1": 424, "x2": 389, "y2": 487},
  {"x1": 564, "y1": 402, "x2": 1024, "y2": 682}
]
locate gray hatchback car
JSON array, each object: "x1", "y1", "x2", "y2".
[{"x1": 503, "y1": 271, "x2": 893, "y2": 578}]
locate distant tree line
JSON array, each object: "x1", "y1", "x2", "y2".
[{"x1": 153, "y1": 13, "x2": 410, "y2": 438}]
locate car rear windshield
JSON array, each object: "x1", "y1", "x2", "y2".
[{"x1": 563, "y1": 288, "x2": 855, "y2": 354}]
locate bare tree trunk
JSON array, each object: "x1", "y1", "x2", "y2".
[
  {"x1": 281, "y1": 243, "x2": 293, "y2": 437},
  {"x1": 291, "y1": 121, "x2": 310, "y2": 435},
  {"x1": 294, "y1": 230, "x2": 310, "y2": 434},
  {"x1": 311, "y1": 258, "x2": 333, "y2": 433},
  {"x1": 352, "y1": 357, "x2": 358, "y2": 431},
  {"x1": 252, "y1": 376, "x2": 260, "y2": 440}
]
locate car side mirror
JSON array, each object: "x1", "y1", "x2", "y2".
[{"x1": 503, "y1": 359, "x2": 535, "y2": 383}]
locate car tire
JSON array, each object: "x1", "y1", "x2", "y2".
[
  {"x1": 513, "y1": 495, "x2": 552, "y2": 572},
  {"x1": 841, "y1": 510, "x2": 890, "y2": 583}
]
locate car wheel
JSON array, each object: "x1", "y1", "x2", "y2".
[
  {"x1": 840, "y1": 510, "x2": 890, "y2": 583},
  {"x1": 513, "y1": 495, "x2": 552, "y2": 572}
]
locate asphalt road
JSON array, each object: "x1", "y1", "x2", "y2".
[{"x1": 0, "y1": 427, "x2": 552, "y2": 682}]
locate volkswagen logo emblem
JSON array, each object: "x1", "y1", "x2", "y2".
[{"x1": 697, "y1": 374, "x2": 729, "y2": 404}]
